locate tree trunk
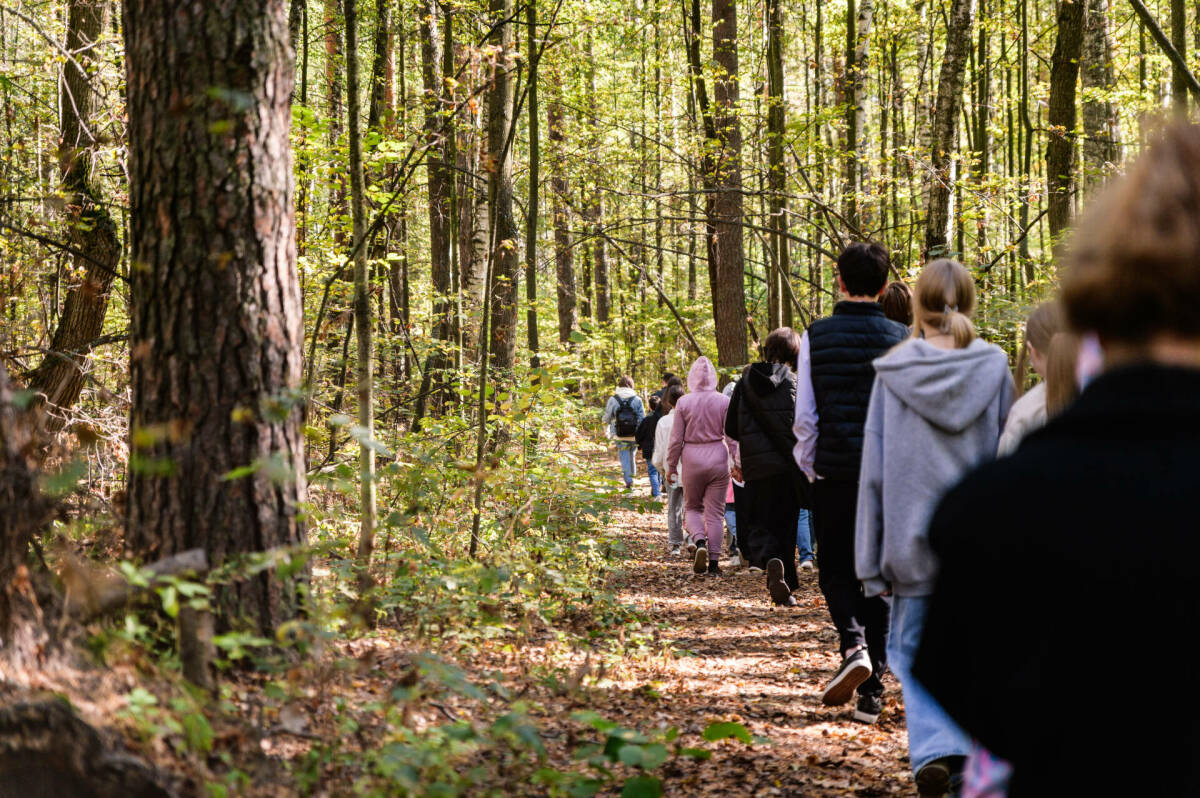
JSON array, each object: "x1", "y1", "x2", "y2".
[
  {"x1": 1045, "y1": 0, "x2": 1084, "y2": 242},
  {"x1": 343, "y1": 0, "x2": 376, "y2": 575},
  {"x1": 123, "y1": 0, "x2": 307, "y2": 633},
  {"x1": 1172, "y1": 0, "x2": 1188, "y2": 111},
  {"x1": 585, "y1": 32, "x2": 610, "y2": 325},
  {"x1": 525, "y1": 0, "x2": 541, "y2": 369},
  {"x1": 420, "y1": 0, "x2": 453, "y2": 410},
  {"x1": 766, "y1": 0, "x2": 790, "y2": 328},
  {"x1": 27, "y1": 0, "x2": 121, "y2": 432},
  {"x1": 843, "y1": 0, "x2": 873, "y2": 231},
  {"x1": 548, "y1": 68, "x2": 576, "y2": 345},
  {"x1": 1081, "y1": 0, "x2": 1119, "y2": 192},
  {"x1": 324, "y1": 0, "x2": 346, "y2": 247},
  {"x1": 922, "y1": 0, "x2": 975, "y2": 257},
  {"x1": 710, "y1": 0, "x2": 748, "y2": 366},
  {"x1": 486, "y1": 0, "x2": 518, "y2": 374}
]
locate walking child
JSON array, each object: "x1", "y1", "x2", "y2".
[
  {"x1": 652, "y1": 384, "x2": 686, "y2": 554},
  {"x1": 635, "y1": 395, "x2": 663, "y2": 499},
  {"x1": 855, "y1": 258, "x2": 1013, "y2": 794}
]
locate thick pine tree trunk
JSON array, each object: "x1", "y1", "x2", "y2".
[
  {"x1": 922, "y1": 0, "x2": 975, "y2": 257},
  {"x1": 123, "y1": 0, "x2": 307, "y2": 633},
  {"x1": 27, "y1": 0, "x2": 121, "y2": 430},
  {"x1": 710, "y1": 0, "x2": 748, "y2": 367},
  {"x1": 1046, "y1": 0, "x2": 1084, "y2": 242}
]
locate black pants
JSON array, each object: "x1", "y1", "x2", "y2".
[
  {"x1": 732, "y1": 481, "x2": 753, "y2": 561},
  {"x1": 811, "y1": 478, "x2": 888, "y2": 697},
  {"x1": 742, "y1": 472, "x2": 800, "y2": 591}
]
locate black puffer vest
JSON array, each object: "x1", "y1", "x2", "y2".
[
  {"x1": 732, "y1": 362, "x2": 797, "y2": 481},
  {"x1": 808, "y1": 301, "x2": 907, "y2": 481}
]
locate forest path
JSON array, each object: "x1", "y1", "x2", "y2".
[{"x1": 589, "y1": 472, "x2": 913, "y2": 795}]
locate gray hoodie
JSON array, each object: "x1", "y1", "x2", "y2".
[{"x1": 855, "y1": 338, "x2": 1014, "y2": 597}]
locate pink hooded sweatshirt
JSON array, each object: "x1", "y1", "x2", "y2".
[{"x1": 665, "y1": 356, "x2": 739, "y2": 475}]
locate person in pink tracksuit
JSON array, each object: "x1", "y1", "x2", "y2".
[{"x1": 666, "y1": 357, "x2": 739, "y2": 576}]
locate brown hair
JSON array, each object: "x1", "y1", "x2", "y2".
[
  {"x1": 762, "y1": 327, "x2": 802, "y2": 365},
  {"x1": 911, "y1": 259, "x2": 977, "y2": 349},
  {"x1": 1044, "y1": 332, "x2": 1082, "y2": 416},
  {"x1": 1014, "y1": 301, "x2": 1066, "y2": 396},
  {"x1": 879, "y1": 281, "x2": 913, "y2": 326},
  {"x1": 664, "y1": 383, "x2": 685, "y2": 409},
  {"x1": 1062, "y1": 123, "x2": 1200, "y2": 343},
  {"x1": 617, "y1": 375, "x2": 634, "y2": 388}
]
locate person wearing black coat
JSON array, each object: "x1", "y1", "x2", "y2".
[
  {"x1": 725, "y1": 328, "x2": 806, "y2": 606},
  {"x1": 634, "y1": 395, "x2": 663, "y2": 499},
  {"x1": 914, "y1": 123, "x2": 1200, "y2": 797}
]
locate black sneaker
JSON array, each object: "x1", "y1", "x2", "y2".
[
  {"x1": 915, "y1": 756, "x2": 966, "y2": 797},
  {"x1": 766, "y1": 558, "x2": 792, "y2": 605},
  {"x1": 707, "y1": 560, "x2": 720, "y2": 575},
  {"x1": 852, "y1": 693, "x2": 882, "y2": 724},
  {"x1": 693, "y1": 544, "x2": 708, "y2": 574},
  {"x1": 820, "y1": 648, "x2": 872, "y2": 706}
]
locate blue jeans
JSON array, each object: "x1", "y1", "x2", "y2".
[
  {"x1": 887, "y1": 596, "x2": 971, "y2": 774},
  {"x1": 646, "y1": 462, "x2": 662, "y2": 498},
  {"x1": 616, "y1": 443, "x2": 637, "y2": 487},
  {"x1": 724, "y1": 504, "x2": 738, "y2": 551},
  {"x1": 796, "y1": 508, "x2": 814, "y2": 564}
]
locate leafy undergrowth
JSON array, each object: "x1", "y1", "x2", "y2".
[{"x1": 6, "y1": 415, "x2": 912, "y2": 796}]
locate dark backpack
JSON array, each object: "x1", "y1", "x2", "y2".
[{"x1": 613, "y1": 395, "x2": 639, "y2": 437}]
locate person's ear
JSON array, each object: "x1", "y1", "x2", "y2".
[{"x1": 837, "y1": 274, "x2": 848, "y2": 295}]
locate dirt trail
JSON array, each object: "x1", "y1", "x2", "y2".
[{"x1": 583, "y1": 486, "x2": 914, "y2": 796}]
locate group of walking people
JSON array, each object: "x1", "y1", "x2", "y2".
[{"x1": 603, "y1": 124, "x2": 1200, "y2": 796}]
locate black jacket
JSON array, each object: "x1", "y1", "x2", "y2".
[
  {"x1": 634, "y1": 410, "x2": 661, "y2": 460},
  {"x1": 807, "y1": 301, "x2": 907, "y2": 480},
  {"x1": 725, "y1": 362, "x2": 797, "y2": 481},
  {"x1": 914, "y1": 365, "x2": 1200, "y2": 798}
]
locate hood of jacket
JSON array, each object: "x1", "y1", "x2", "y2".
[
  {"x1": 612, "y1": 386, "x2": 639, "y2": 400},
  {"x1": 687, "y1": 356, "x2": 718, "y2": 393},
  {"x1": 746, "y1": 361, "x2": 793, "y2": 396},
  {"x1": 873, "y1": 338, "x2": 1011, "y2": 433}
]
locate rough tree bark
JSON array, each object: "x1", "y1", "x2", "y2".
[
  {"x1": 524, "y1": 0, "x2": 541, "y2": 369},
  {"x1": 344, "y1": 0, "x2": 377, "y2": 577},
  {"x1": 766, "y1": 0, "x2": 790, "y2": 328},
  {"x1": 419, "y1": 0, "x2": 454, "y2": 411},
  {"x1": 123, "y1": 0, "x2": 307, "y2": 633},
  {"x1": 548, "y1": 67, "x2": 576, "y2": 345},
  {"x1": 710, "y1": 0, "x2": 749, "y2": 367},
  {"x1": 1171, "y1": 0, "x2": 1188, "y2": 111},
  {"x1": 584, "y1": 32, "x2": 609, "y2": 325},
  {"x1": 923, "y1": 0, "x2": 975, "y2": 257},
  {"x1": 1045, "y1": 0, "x2": 1085, "y2": 242},
  {"x1": 843, "y1": 0, "x2": 873, "y2": 231},
  {"x1": 26, "y1": 0, "x2": 121, "y2": 431},
  {"x1": 486, "y1": 0, "x2": 519, "y2": 373},
  {"x1": 1081, "y1": 0, "x2": 1119, "y2": 192}
]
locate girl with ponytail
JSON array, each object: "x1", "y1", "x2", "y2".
[
  {"x1": 854, "y1": 257, "x2": 1014, "y2": 794},
  {"x1": 998, "y1": 302, "x2": 1082, "y2": 455}
]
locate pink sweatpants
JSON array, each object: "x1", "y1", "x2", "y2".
[{"x1": 681, "y1": 442, "x2": 730, "y2": 557}]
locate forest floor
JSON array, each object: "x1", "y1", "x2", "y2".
[{"x1": 509, "y1": 467, "x2": 916, "y2": 796}]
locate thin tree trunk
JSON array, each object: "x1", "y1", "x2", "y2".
[
  {"x1": 486, "y1": 0, "x2": 518, "y2": 373},
  {"x1": 766, "y1": 0, "x2": 790, "y2": 328},
  {"x1": 124, "y1": 0, "x2": 307, "y2": 632},
  {"x1": 27, "y1": 0, "x2": 121, "y2": 432},
  {"x1": 923, "y1": 0, "x2": 975, "y2": 257},
  {"x1": 843, "y1": 0, "x2": 873, "y2": 230},
  {"x1": 1046, "y1": 0, "x2": 1084, "y2": 243},
  {"x1": 1171, "y1": 0, "x2": 1188, "y2": 111},
  {"x1": 1082, "y1": 0, "x2": 1119, "y2": 192},
  {"x1": 711, "y1": 0, "x2": 748, "y2": 366},
  {"x1": 525, "y1": 0, "x2": 541, "y2": 368},
  {"x1": 548, "y1": 67, "x2": 576, "y2": 345}
]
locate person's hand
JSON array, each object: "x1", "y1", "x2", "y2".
[
  {"x1": 667, "y1": 471, "x2": 676, "y2": 484},
  {"x1": 731, "y1": 466, "x2": 743, "y2": 482}
]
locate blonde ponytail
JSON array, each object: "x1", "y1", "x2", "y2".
[{"x1": 912, "y1": 259, "x2": 977, "y2": 349}]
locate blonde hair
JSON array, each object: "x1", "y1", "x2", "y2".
[
  {"x1": 911, "y1": 258, "x2": 977, "y2": 349},
  {"x1": 1044, "y1": 331, "x2": 1082, "y2": 416},
  {"x1": 1014, "y1": 301, "x2": 1066, "y2": 396}
]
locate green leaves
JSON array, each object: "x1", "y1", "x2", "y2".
[{"x1": 701, "y1": 720, "x2": 770, "y2": 746}]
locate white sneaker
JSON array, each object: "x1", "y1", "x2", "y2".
[
  {"x1": 669, "y1": 546, "x2": 681, "y2": 556},
  {"x1": 800, "y1": 560, "x2": 815, "y2": 571},
  {"x1": 748, "y1": 565, "x2": 764, "y2": 574},
  {"x1": 723, "y1": 553, "x2": 743, "y2": 568}
]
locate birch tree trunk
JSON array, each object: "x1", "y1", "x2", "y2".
[{"x1": 1081, "y1": 0, "x2": 1119, "y2": 192}]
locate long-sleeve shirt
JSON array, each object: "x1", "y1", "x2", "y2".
[{"x1": 791, "y1": 331, "x2": 819, "y2": 481}]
